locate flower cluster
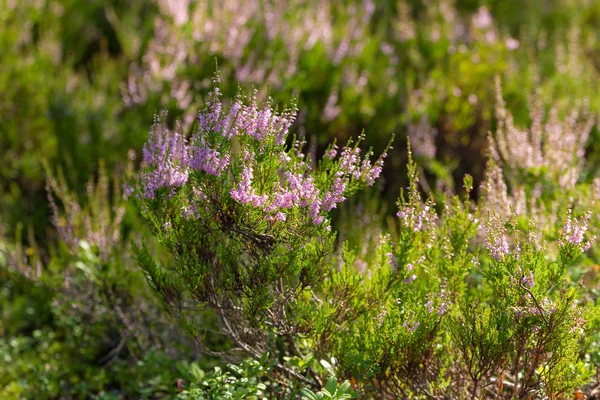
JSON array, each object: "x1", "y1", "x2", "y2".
[
  {"x1": 140, "y1": 82, "x2": 387, "y2": 229},
  {"x1": 485, "y1": 214, "x2": 514, "y2": 261},
  {"x1": 491, "y1": 78, "x2": 594, "y2": 190},
  {"x1": 402, "y1": 318, "x2": 420, "y2": 333},
  {"x1": 514, "y1": 297, "x2": 557, "y2": 320},
  {"x1": 425, "y1": 287, "x2": 448, "y2": 316},
  {"x1": 140, "y1": 86, "x2": 296, "y2": 197},
  {"x1": 397, "y1": 202, "x2": 437, "y2": 230},
  {"x1": 396, "y1": 201, "x2": 437, "y2": 250},
  {"x1": 559, "y1": 209, "x2": 595, "y2": 252},
  {"x1": 141, "y1": 117, "x2": 189, "y2": 199},
  {"x1": 520, "y1": 271, "x2": 535, "y2": 288},
  {"x1": 227, "y1": 141, "x2": 386, "y2": 225}
]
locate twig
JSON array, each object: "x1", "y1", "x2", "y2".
[
  {"x1": 519, "y1": 282, "x2": 549, "y2": 326},
  {"x1": 99, "y1": 336, "x2": 128, "y2": 365},
  {"x1": 217, "y1": 304, "x2": 319, "y2": 389}
]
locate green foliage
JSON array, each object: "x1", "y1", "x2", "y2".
[
  {"x1": 5, "y1": 0, "x2": 600, "y2": 398},
  {"x1": 177, "y1": 356, "x2": 273, "y2": 400},
  {"x1": 300, "y1": 377, "x2": 355, "y2": 400}
]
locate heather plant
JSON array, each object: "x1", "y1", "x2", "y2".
[
  {"x1": 8, "y1": 0, "x2": 600, "y2": 398},
  {"x1": 0, "y1": 162, "x2": 197, "y2": 398},
  {"x1": 132, "y1": 76, "x2": 390, "y2": 387},
  {"x1": 451, "y1": 212, "x2": 597, "y2": 398},
  {"x1": 44, "y1": 162, "x2": 193, "y2": 359},
  {"x1": 326, "y1": 155, "x2": 478, "y2": 397},
  {"x1": 130, "y1": 81, "x2": 600, "y2": 398},
  {"x1": 0, "y1": 0, "x2": 161, "y2": 241}
]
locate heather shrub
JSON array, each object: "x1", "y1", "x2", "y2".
[
  {"x1": 0, "y1": 163, "x2": 197, "y2": 398},
  {"x1": 6, "y1": 1, "x2": 600, "y2": 398},
  {"x1": 130, "y1": 79, "x2": 600, "y2": 398},
  {"x1": 131, "y1": 77, "x2": 390, "y2": 388}
]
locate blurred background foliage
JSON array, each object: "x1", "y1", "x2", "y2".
[{"x1": 3, "y1": 0, "x2": 600, "y2": 398}]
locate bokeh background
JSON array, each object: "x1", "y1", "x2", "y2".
[{"x1": 2, "y1": 0, "x2": 600, "y2": 397}]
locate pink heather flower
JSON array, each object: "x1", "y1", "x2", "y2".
[
  {"x1": 273, "y1": 191, "x2": 295, "y2": 209},
  {"x1": 505, "y1": 37, "x2": 519, "y2": 50},
  {"x1": 472, "y1": 6, "x2": 492, "y2": 29},
  {"x1": 123, "y1": 184, "x2": 134, "y2": 197},
  {"x1": 521, "y1": 271, "x2": 535, "y2": 288},
  {"x1": 325, "y1": 144, "x2": 338, "y2": 159},
  {"x1": 182, "y1": 203, "x2": 199, "y2": 219},
  {"x1": 377, "y1": 307, "x2": 388, "y2": 327},
  {"x1": 141, "y1": 121, "x2": 189, "y2": 199},
  {"x1": 275, "y1": 212, "x2": 286, "y2": 222},
  {"x1": 188, "y1": 144, "x2": 230, "y2": 176},
  {"x1": 284, "y1": 172, "x2": 321, "y2": 208},
  {"x1": 251, "y1": 194, "x2": 268, "y2": 207},
  {"x1": 437, "y1": 302, "x2": 448, "y2": 316},
  {"x1": 397, "y1": 204, "x2": 436, "y2": 233},
  {"x1": 425, "y1": 294, "x2": 434, "y2": 313},
  {"x1": 425, "y1": 289, "x2": 448, "y2": 315},
  {"x1": 404, "y1": 274, "x2": 417, "y2": 284},
  {"x1": 231, "y1": 93, "x2": 297, "y2": 144},
  {"x1": 487, "y1": 232, "x2": 510, "y2": 261},
  {"x1": 560, "y1": 209, "x2": 595, "y2": 251},
  {"x1": 193, "y1": 186, "x2": 206, "y2": 201},
  {"x1": 312, "y1": 216, "x2": 325, "y2": 225},
  {"x1": 309, "y1": 200, "x2": 322, "y2": 220},
  {"x1": 222, "y1": 100, "x2": 243, "y2": 139},
  {"x1": 339, "y1": 147, "x2": 361, "y2": 177},
  {"x1": 273, "y1": 110, "x2": 296, "y2": 146},
  {"x1": 403, "y1": 319, "x2": 420, "y2": 333},
  {"x1": 230, "y1": 165, "x2": 254, "y2": 204},
  {"x1": 198, "y1": 88, "x2": 224, "y2": 133},
  {"x1": 541, "y1": 297, "x2": 557, "y2": 314},
  {"x1": 437, "y1": 288, "x2": 448, "y2": 316},
  {"x1": 387, "y1": 252, "x2": 399, "y2": 273},
  {"x1": 364, "y1": 156, "x2": 385, "y2": 186},
  {"x1": 322, "y1": 177, "x2": 346, "y2": 211},
  {"x1": 198, "y1": 82, "x2": 296, "y2": 145}
]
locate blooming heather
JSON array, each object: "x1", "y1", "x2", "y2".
[
  {"x1": 521, "y1": 271, "x2": 535, "y2": 288},
  {"x1": 141, "y1": 118, "x2": 189, "y2": 199},
  {"x1": 139, "y1": 81, "x2": 388, "y2": 229},
  {"x1": 559, "y1": 209, "x2": 596, "y2": 252},
  {"x1": 485, "y1": 214, "x2": 511, "y2": 261}
]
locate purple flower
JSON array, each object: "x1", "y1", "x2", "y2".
[
  {"x1": 322, "y1": 177, "x2": 346, "y2": 211},
  {"x1": 559, "y1": 209, "x2": 595, "y2": 251},
  {"x1": 312, "y1": 216, "x2": 325, "y2": 225},
  {"x1": 339, "y1": 147, "x2": 361, "y2": 177},
  {"x1": 230, "y1": 163, "x2": 255, "y2": 204},
  {"x1": 488, "y1": 233, "x2": 510, "y2": 261},
  {"x1": 387, "y1": 252, "x2": 399, "y2": 273},
  {"x1": 521, "y1": 271, "x2": 535, "y2": 288},
  {"x1": 275, "y1": 212, "x2": 286, "y2": 222},
  {"x1": 437, "y1": 302, "x2": 448, "y2": 316},
  {"x1": 325, "y1": 144, "x2": 338, "y2": 159},
  {"x1": 425, "y1": 294, "x2": 434, "y2": 313},
  {"x1": 403, "y1": 319, "x2": 420, "y2": 333},
  {"x1": 397, "y1": 204, "x2": 436, "y2": 233},
  {"x1": 141, "y1": 120, "x2": 189, "y2": 199},
  {"x1": 198, "y1": 88, "x2": 224, "y2": 133},
  {"x1": 188, "y1": 143, "x2": 230, "y2": 176}
]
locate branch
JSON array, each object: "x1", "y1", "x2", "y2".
[
  {"x1": 216, "y1": 304, "x2": 319, "y2": 389},
  {"x1": 519, "y1": 282, "x2": 549, "y2": 326},
  {"x1": 99, "y1": 336, "x2": 128, "y2": 365}
]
